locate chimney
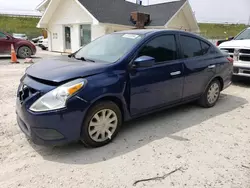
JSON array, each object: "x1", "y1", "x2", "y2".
[{"x1": 131, "y1": 12, "x2": 150, "y2": 29}]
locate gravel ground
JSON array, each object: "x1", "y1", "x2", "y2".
[{"x1": 0, "y1": 58, "x2": 249, "y2": 188}]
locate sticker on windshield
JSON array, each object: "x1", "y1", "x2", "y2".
[{"x1": 122, "y1": 34, "x2": 140, "y2": 39}]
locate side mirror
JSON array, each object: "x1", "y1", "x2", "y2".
[
  {"x1": 133, "y1": 56, "x2": 155, "y2": 68},
  {"x1": 6, "y1": 36, "x2": 11, "y2": 40},
  {"x1": 228, "y1": 36, "x2": 234, "y2": 40}
]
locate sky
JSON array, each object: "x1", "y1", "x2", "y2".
[{"x1": 0, "y1": 0, "x2": 249, "y2": 24}]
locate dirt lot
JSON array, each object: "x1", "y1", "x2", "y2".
[{"x1": 0, "y1": 57, "x2": 250, "y2": 188}]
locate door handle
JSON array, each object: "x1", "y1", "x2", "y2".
[
  {"x1": 208, "y1": 65, "x2": 216, "y2": 69},
  {"x1": 170, "y1": 71, "x2": 181, "y2": 76}
]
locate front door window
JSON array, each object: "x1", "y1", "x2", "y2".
[{"x1": 64, "y1": 26, "x2": 71, "y2": 50}]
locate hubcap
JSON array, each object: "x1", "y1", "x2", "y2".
[
  {"x1": 21, "y1": 48, "x2": 31, "y2": 57},
  {"x1": 88, "y1": 109, "x2": 118, "y2": 142},
  {"x1": 207, "y1": 83, "x2": 220, "y2": 104}
]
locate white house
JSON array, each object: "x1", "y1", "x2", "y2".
[{"x1": 36, "y1": 0, "x2": 199, "y2": 53}]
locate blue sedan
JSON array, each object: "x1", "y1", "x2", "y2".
[{"x1": 16, "y1": 29, "x2": 233, "y2": 147}]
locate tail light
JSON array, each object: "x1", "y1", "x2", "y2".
[
  {"x1": 227, "y1": 57, "x2": 234, "y2": 63},
  {"x1": 216, "y1": 41, "x2": 219, "y2": 46}
]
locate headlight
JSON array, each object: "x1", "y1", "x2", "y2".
[{"x1": 30, "y1": 78, "x2": 87, "y2": 112}]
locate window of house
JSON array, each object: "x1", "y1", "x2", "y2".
[
  {"x1": 138, "y1": 35, "x2": 178, "y2": 62},
  {"x1": 180, "y1": 35, "x2": 203, "y2": 58},
  {"x1": 80, "y1": 25, "x2": 91, "y2": 47}
]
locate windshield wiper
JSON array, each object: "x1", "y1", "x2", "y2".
[
  {"x1": 69, "y1": 54, "x2": 95, "y2": 62},
  {"x1": 76, "y1": 57, "x2": 95, "y2": 62}
]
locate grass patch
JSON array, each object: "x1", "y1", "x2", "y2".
[
  {"x1": 0, "y1": 15, "x2": 42, "y2": 39},
  {"x1": 199, "y1": 23, "x2": 248, "y2": 39},
  {"x1": 0, "y1": 15, "x2": 248, "y2": 40}
]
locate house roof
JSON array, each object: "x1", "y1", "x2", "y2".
[{"x1": 77, "y1": 0, "x2": 187, "y2": 26}]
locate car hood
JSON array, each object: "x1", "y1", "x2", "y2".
[
  {"x1": 13, "y1": 37, "x2": 26, "y2": 41},
  {"x1": 26, "y1": 56, "x2": 109, "y2": 83},
  {"x1": 219, "y1": 39, "x2": 250, "y2": 49}
]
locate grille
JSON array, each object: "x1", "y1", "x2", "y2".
[
  {"x1": 239, "y1": 56, "x2": 250, "y2": 62},
  {"x1": 241, "y1": 49, "x2": 250, "y2": 54},
  {"x1": 239, "y1": 48, "x2": 250, "y2": 62},
  {"x1": 243, "y1": 70, "x2": 250, "y2": 74},
  {"x1": 221, "y1": 48, "x2": 234, "y2": 53},
  {"x1": 18, "y1": 84, "x2": 37, "y2": 103},
  {"x1": 221, "y1": 48, "x2": 250, "y2": 62}
]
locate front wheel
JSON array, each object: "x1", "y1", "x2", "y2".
[
  {"x1": 199, "y1": 79, "x2": 221, "y2": 108},
  {"x1": 17, "y1": 46, "x2": 32, "y2": 58},
  {"x1": 80, "y1": 101, "x2": 122, "y2": 148}
]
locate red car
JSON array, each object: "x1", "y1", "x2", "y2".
[{"x1": 0, "y1": 31, "x2": 36, "y2": 58}]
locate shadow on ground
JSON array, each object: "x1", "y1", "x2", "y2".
[
  {"x1": 31, "y1": 93, "x2": 247, "y2": 164},
  {"x1": 232, "y1": 76, "x2": 250, "y2": 88}
]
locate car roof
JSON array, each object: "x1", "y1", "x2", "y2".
[
  {"x1": 115, "y1": 29, "x2": 213, "y2": 46},
  {"x1": 116, "y1": 29, "x2": 179, "y2": 35},
  {"x1": 115, "y1": 29, "x2": 199, "y2": 36}
]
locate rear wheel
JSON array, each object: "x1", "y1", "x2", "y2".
[
  {"x1": 80, "y1": 101, "x2": 122, "y2": 148},
  {"x1": 199, "y1": 79, "x2": 221, "y2": 108},
  {"x1": 17, "y1": 46, "x2": 32, "y2": 58}
]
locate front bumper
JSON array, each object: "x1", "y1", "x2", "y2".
[
  {"x1": 233, "y1": 61, "x2": 250, "y2": 77},
  {"x1": 16, "y1": 98, "x2": 87, "y2": 146},
  {"x1": 16, "y1": 75, "x2": 90, "y2": 146}
]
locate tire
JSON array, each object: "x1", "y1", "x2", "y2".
[
  {"x1": 80, "y1": 101, "x2": 122, "y2": 148},
  {"x1": 17, "y1": 46, "x2": 32, "y2": 58},
  {"x1": 199, "y1": 79, "x2": 221, "y2": 108}
]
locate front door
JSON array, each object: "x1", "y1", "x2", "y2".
[
  {"x1": 129, "y1": 34, "x2": 184, "y2": 115},
  {"x1": 64, "y1": 26, "x2": 71, "y2": 52}
]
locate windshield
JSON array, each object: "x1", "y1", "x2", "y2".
[
  {"x1": 234, "y1": 28, "x2": 250, "y2": 40},
  {"x1": 13, "y1": 34, "x2": 26, "y2": 37},
  {"x1": 75, "y1": 33, "x2": 144, "y2": 63}
]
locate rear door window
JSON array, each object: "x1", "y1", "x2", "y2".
[
  {"x1": 180, "y1": 35, "x2": 203, "y2": 58},
  {"x1": 200, "y1": 41, "x2": 210, "y2": 55}
]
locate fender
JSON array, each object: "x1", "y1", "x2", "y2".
[
  {"x1": 78, "y1": 71, "x2": 132, "y2": 121},
  {"x1": 202, "y1": 74, "x2": 223, "y2": 94}
]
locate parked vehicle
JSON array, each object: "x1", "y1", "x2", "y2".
[
  {"x1": 0, "y1": 31, "x2": 36, "y2": 58},
  {"x1": 37, "y1": 38, "x2": 48, "y2": 50},
  {"x1": 219, "y1": 27, "x2": 250, "y2": 78},
  {"x1": 32, "y1": 36, "x2": 44, "y2": 44},
  {"x1": 216, "y1": 36, "x2": 234, "y2": 46},
  {"x1": 13, "y1": 33, "x2": 28, "y2": 40},
  {"x1": 16, "y1": 30, "x2": 233, "y2": 147}
]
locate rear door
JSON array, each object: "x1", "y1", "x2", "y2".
[
  {"x1": 179, "y1": 34, "x2": 216, "y2": 99},
  {"x1": 129, "y1": 34, "x2": 184, "y2": 115}
]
